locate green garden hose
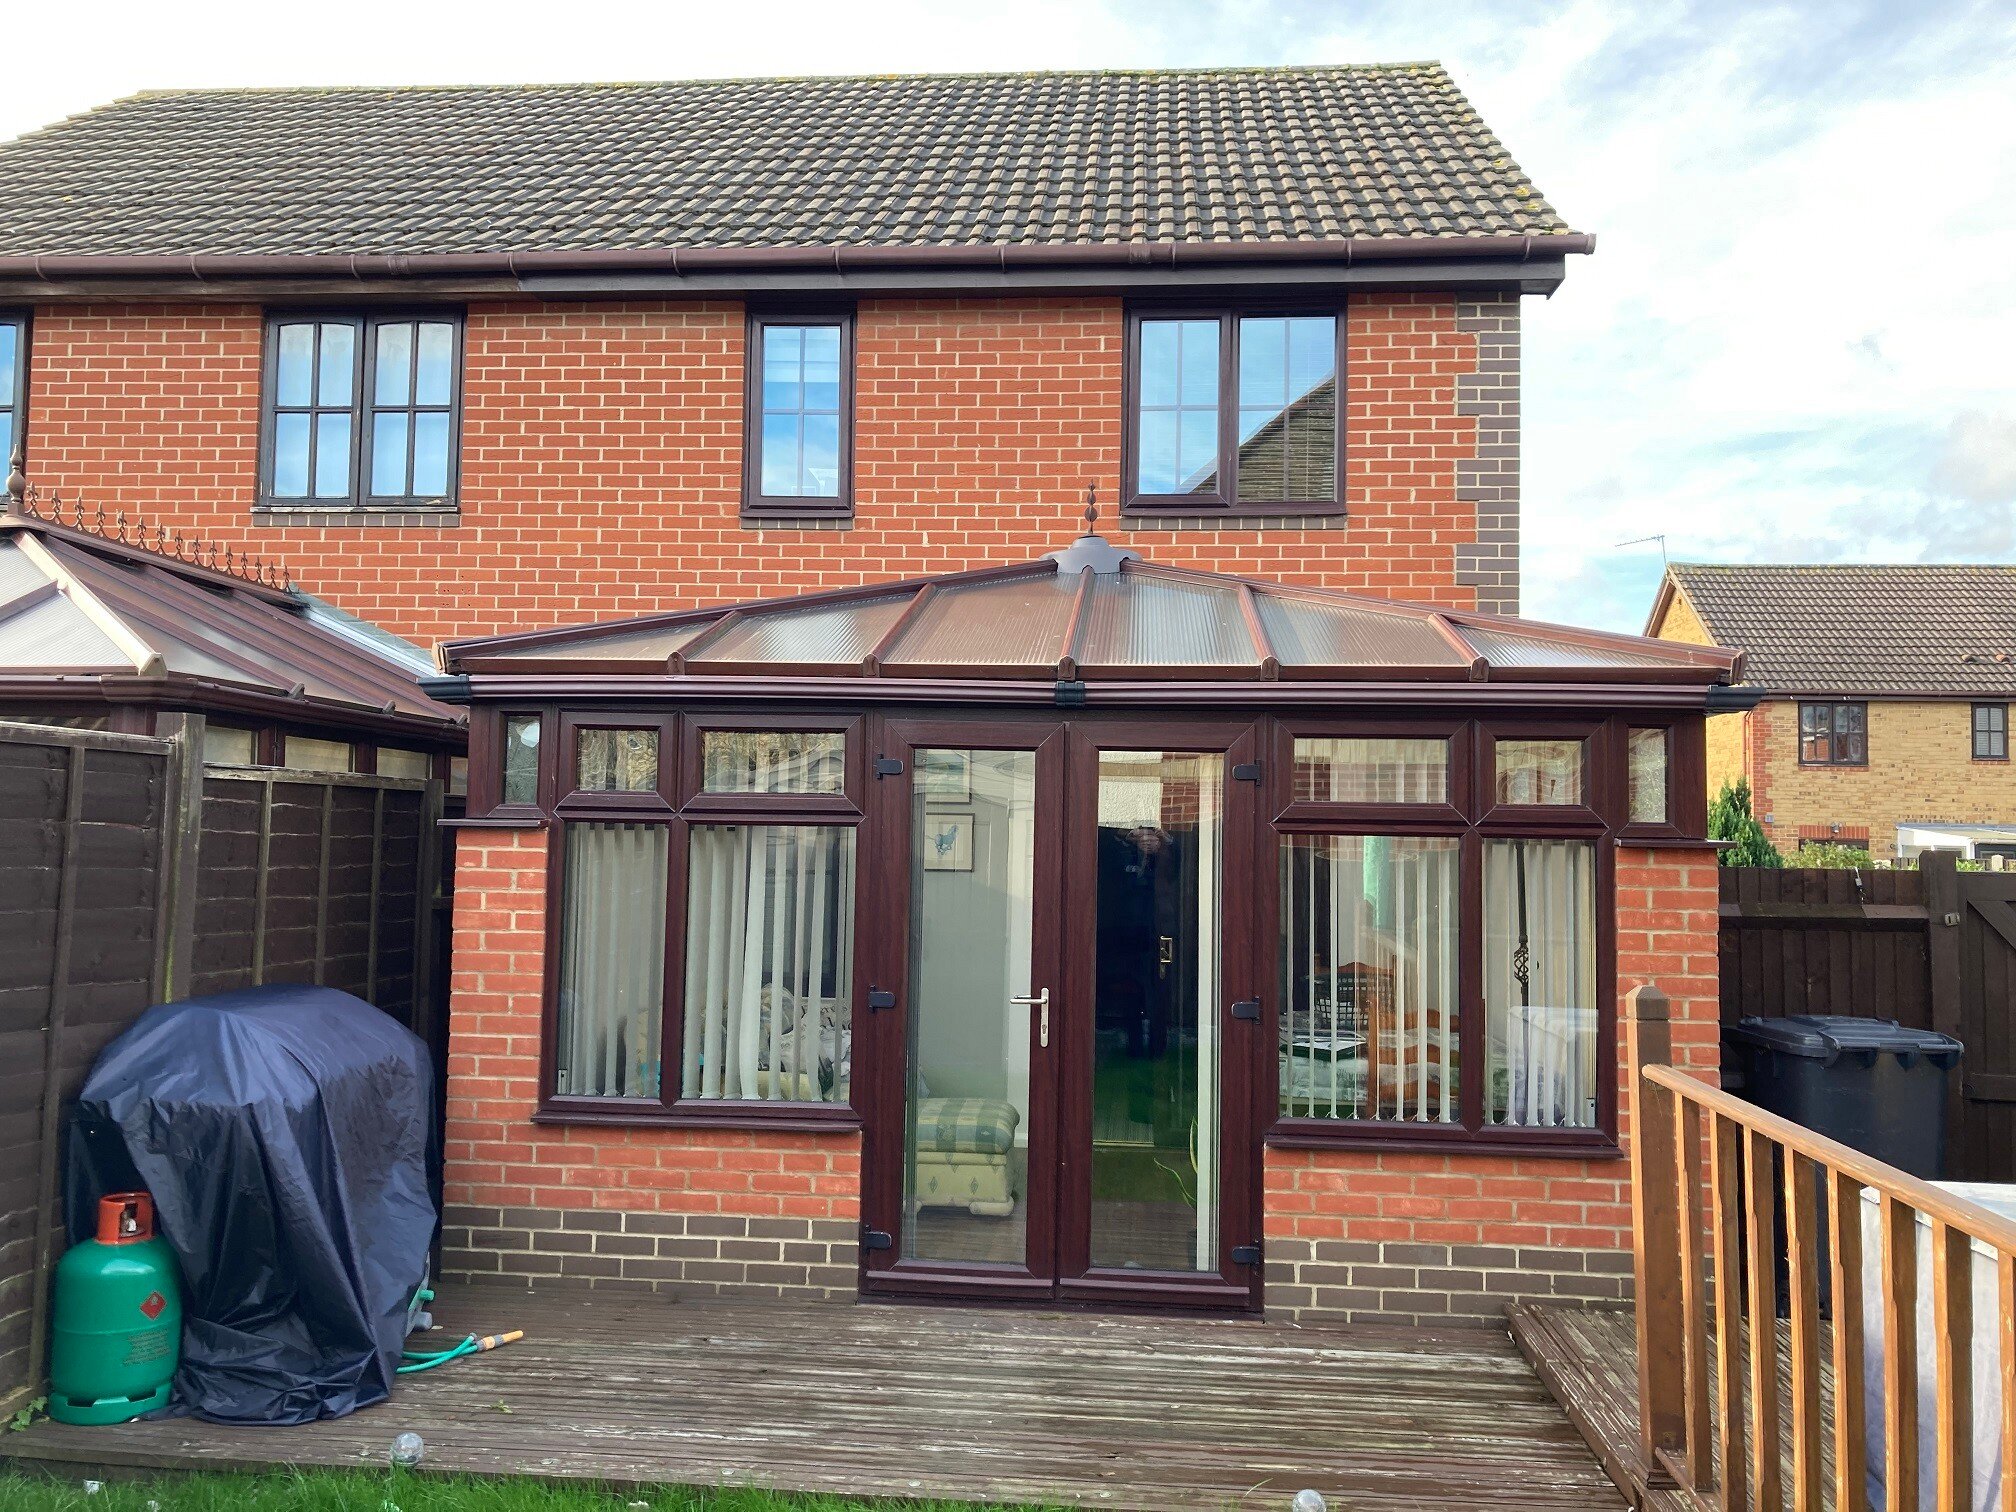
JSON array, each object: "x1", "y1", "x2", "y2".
[{"x1": 396, "y1": 1329, "x2": 522, "y2": 1375}]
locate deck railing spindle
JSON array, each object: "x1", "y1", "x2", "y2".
[
  {"x1": 1784, "y1": 1151, "x2": 1824, "y2": 1511},
  {"x1": 1828, "y1": 1169, "x2": 1869, "y2": 1512}
]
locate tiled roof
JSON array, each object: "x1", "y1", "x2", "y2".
[
  {"x1": 0, "y1": 64, "x2": 1576, "y2": 258},
  {"x1": 1663, "y1": 564, "x2": 2016, "y2": 695}
]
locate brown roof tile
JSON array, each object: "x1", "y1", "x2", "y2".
[
  {"x1": 0, "y1": 64, "x2": 1576, "y2": 258},
  {"x1": 1664, "y1": 563, "x2": 2016, "y2": 696}
]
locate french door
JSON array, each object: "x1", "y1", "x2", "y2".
[{"x1": 859, "y1": 716, "x2": 1262, "y2": 1309}]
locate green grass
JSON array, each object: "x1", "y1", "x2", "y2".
[{"x1": 0, "y1": 1470, "x2": 1052, "y2": 1512}]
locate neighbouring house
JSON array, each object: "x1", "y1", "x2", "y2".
[
  {"x1": 0, "y1": 64, "x2": 1737, "y2": 1326},
  {"x1": 1649, "y1": 563, "x2": 2016, "y2": 863}
]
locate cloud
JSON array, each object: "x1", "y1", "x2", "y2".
[{"x1": 1934, "y1": 413, "x2": 2016, "y2": 504}]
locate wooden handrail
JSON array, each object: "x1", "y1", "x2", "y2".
[{"x1": 1627, "y1": 981, "x2": 2016, "y2": 1512}]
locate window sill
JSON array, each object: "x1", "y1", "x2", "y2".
[
  {"x1": 440, "y1": 813, "x2": 548, "y2": 831},
  {"x1": 740, "y1": 509, "x2": 854, "y2": 531},
  {"x1": 532, "y1": 1103, "x2": 861, "y2": 1135},
  {"x1": 1264, "y1": 1124, "x2": 1623, "y2": 1160},
  {"x1": 1120, "y1": 504, "x2": 1349, "y2": 530},
  {"x1": 254, "y1": 504, "x2": 461, "y2": 528},
  {"x1": 1617, "y1": 833, "x2": 1730, "y2": 851}
]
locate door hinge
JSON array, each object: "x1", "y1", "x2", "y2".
[
  {"x1": 873, "y1": 756, "x2": 905, "y2": 778},
  {"x1": 1231, "y1": 1243, "x2": 1262, "y2": 1267},
  {"x1": 1231, "y1": 761, "x2": 1262, "y2": 783},
  {"x1": 866, "y1": 987, "x2": 896, "y2": 1011},
  {"x1": 1230, "y1": 998, "x2": 1261, "y2": 1021},
  {"x1": 860, "y1": 1226, "x2": 893, "y2": 1251}
]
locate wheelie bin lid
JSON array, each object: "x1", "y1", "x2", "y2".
[{"x1": 1728, "y1": 1014, "x2": 1961, "y2": 1066}]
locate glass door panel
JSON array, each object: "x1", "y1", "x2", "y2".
[
  {"x1": 901, "y1": 748, "x2": 1039, "y2": 1266},
  {"x1": 1087, "y1": 750, "x2": 1223, "y2": 1273}
]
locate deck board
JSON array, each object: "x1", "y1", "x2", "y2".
[{"x1": 6, "y1": 1282, "x2": 1622, "y2": 1510}]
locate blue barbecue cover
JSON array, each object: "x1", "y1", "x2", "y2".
[{"x1": 65, "y1": 984, "x2": 435, "y2": 1425}]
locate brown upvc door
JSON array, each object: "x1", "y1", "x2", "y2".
[{"x1": 860, "y1": 714, "x2": 1263, "y2": 1310}]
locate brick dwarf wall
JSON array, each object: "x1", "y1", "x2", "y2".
[
  {"x1": 1263, "y1": 843, "x2": 1722, "y2": 1325},
  {"x1": 440, "y1": 828, "x2": 861, "y2": 1299},
  {"x1": 24, "y1": 292, "x2": 1519, "y2": 645}
]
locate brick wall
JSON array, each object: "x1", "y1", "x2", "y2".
[
  {"x1": 1651, "y1": 586, "x2": 1747, "y2": 795},
  {"x1": 1747, "y1": 697, "x2": 2016, "y2": 861},
  {"x1": 1263, "y1": 843, "x2": 1722, "y2": 1325},
  {"x1": 25, "y1": 292, "x2": 1508, "y2": 645},
  {"x1": 439, "y1": 827, "x2": 860, "y2": 1299}
]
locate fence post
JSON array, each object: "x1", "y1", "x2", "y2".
[
  {"x1": 1921, "y1": 849, "x2": 1967, "y2": 1172},
  {"x1": 1627, "y1": 982, "x2": 1686, "y2": 1480}
]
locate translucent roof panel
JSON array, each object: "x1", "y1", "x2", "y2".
[
  {"x1": 1459, "y1": 625, "x2": 1685, "y2": 670},
  {"x1": 1078, "y1": 572, "x2": 1258, "y2": 668},
  {"x1": 884, "y1": 571, "x2": 1077, "y2": 668},
  {"x1": 695, "y1": 593, "x2": 912, "y2": 666},
  {"x1": 486, "y1": 619, "x2": 716, "y2": 662},
  {"x1": 1256, "y1": 591, "x2": 1467, "y2": 668}
]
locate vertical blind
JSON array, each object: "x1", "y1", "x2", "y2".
[
  {"x1": 1484, "y1": 838, "x2": 1598, "y2": 1128},
  {"x1": 681, "y1": 825, "x2": 855, "y2": 1102},
  {"x1": 1279, "y1": 835, "x2": 1459, "y2": 1122},
  {"x1": 555, "y1": 822, "x2": 669, "y2": 1098}
]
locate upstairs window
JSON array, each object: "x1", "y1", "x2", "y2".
[
  {"x1": 1125, "y1": 307, "x2": 1342, "y2": 514},
  {"x1": 0, "y1": 313, "x2": 25, "y2": 469},
  {"x1": 1798, "y1": 702, "x2": 1867, "y2": 766},
  {"x1": 260, "y1": 312, "x2": 463, "y2": 508},
  {"x1": 744, "y1": 312, "x2": 853, "y2": 518},
  {"x1": 1975, "y1": 703, "x2": 2008, "y2": 761}
]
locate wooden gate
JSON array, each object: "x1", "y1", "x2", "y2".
[
  {"x1": 1721, "y1": 852, "x2": 2016, "y2": 1183},
  {"x1": 0, "y1": 718, "x2": 446, "y2": 1414}
]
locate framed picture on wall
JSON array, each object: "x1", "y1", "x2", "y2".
[
  {"x1": 917, "y1": 748, "x2": 972, "y2": 803},
  {"x1": 922, "y1": 811, "x2": 975, "y2": 871}
]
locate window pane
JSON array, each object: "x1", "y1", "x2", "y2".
[
  {"x1": 1138, "y1": 320, "x2": 1183, "y2": 407},
  {"x1": 800, "y1": 412, "x2": 841, "y2": 496},
  {"x1": 203, "y1": 725, "x2": 257, "y2": 764},
  {"x1": 317, "y1": 322, "x2": 355, "y2": 408},
  {"x1": 761, "y1": 324, "x2": 803, "y2": 412},
  {"x1": 377, "y1": 747, "x2": 431, "y2": 779},
  {"x1": 503, "y1": 714, "x2": 541, "y2": 805},
  {"x1": 575, "y1": 727, "x2": 658, "y2": 792},
  {"x1": 0, "y1": 415, "x2": 13, "y2": 477},
  {"x1": 1495, "y1": 738, "x2": 1584, "y2": 805},
  {"x1": 1136, "y1": 318, "x2": 1220, "y2": 498},
  {"x1": 312, "y1": 412, "x2": 352, "y2": 498},
  {"x1": 275, "y1": 323, "x2": 315, "y2": 407},
  {"x1": 1280, "y1": 835, "x2": 1459, "y2": 1123},
  {"x1": 414, "y1": 323, "x2": 454, "y2": 406},
  {"x1": 0, "y1": 322, "x2": 17, "y2": 407},
  {"x1": 555, "y1": 821, "x2": 668, "y2": 1098},
  {"x1": 1628, "y1": 729, "x2": 1669, "y2": 825},
  {"x1": 371, "y1": 412, "x2": 410, "y2": 496},
  {"x1": 375, "y1": 322, "x2": 414, "y2": 405},
  {"x1": 449, "y1": 756, "x2": 469, "y2": 796},
  {"x1": 701, "y1": 730, "x2": 845, "y2": 795},
  {"x1": 904, "y1": 749, "x2": 1035, "y2": 1263},
  {"x1": 680, "y1": 824, "x2": 855, "y2": 1103},
  {"x1": 760, "y1": 411, "x2": 801, "y2": 496},
  {"x1": 286, "y1": 736, "x2": 353, "y2": 772},
  {"x1": 1485, "y1": 839, "x2": 1598, "y2": 1129},
  {"x1": 1236, "y1": 314, "x2": 1336, "y2": 503},
  {"x1": 1177, "y1": 321, "x2": 1219, "y2": 405},
  {"x1": 1137, "y1": 409, "x2": 1181, "y2": 494},
  {"x1": 272, "y1": 413, "x2": 311, "y2": 497},
  {"x1": 411, "y1": 411, "x2": 451, "y2": 496},
  {"x1": 1177, "y1": 409, "x2": 1219, "y2": 493},
  {"x1": 802, "y1": 327, "x2": 841, "y2": 411},
  {"x1": 1293, "y1": 737, "x2": 1448, "y2": 804}
]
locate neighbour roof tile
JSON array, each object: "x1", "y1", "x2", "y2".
[
  {"x1": 1664, "y1": 563, "x2": 2016, "y2": 695},
  {"x1": 0, "y1": 64, "x2": 1575, "y2": 257}
]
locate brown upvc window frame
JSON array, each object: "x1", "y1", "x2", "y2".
[
  {"x1": 1974, "y1": 703, "x2": 2009, "y2": 763},
  {"x1": 1120, "y1": 301, "x2": 1348, "y2": 518},
  {"x1": 256, "y1": 308, "x2": 466, "y2": 512},
  {"x1": 1263, "y1": 714, "x2": 1629, "y2": 1157},
  {"x1": 1798, "y1": 701, "x2": 1867, "y2": 767},
  {"x1": 741, "y1": 308, "x2": 856, "y2": 522},
  {"x1": 533, "y1": 710, "x2": 865, "y2": 1132},
  {"x1": 0, "y1": 308, "x2": 28, "y2": 473}
]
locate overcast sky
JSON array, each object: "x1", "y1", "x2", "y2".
[{"x1": 4, "y1": 0, "x2": 2012, "y2": 633}]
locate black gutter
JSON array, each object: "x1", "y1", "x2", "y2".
[{"x1": 1706, "y1": 685, "x2": 1767, "y2": 714}]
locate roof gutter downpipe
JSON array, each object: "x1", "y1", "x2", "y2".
[{"x1": 0, "y1": 233, "x2": 1598, "y2": 283}]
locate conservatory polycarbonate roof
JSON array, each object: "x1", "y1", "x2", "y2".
[{"x1": 442, "y1": 538, "x2": 1741, "y2": 685}]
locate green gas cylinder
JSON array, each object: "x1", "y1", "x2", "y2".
[{"x1": 48, "y1": 1192, "x2": 181, "y2": 1424}]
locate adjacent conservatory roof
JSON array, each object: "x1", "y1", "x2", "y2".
[
  {"x1": 443, "y1": 536, "x2": 1740, "y2": 688},
  {"x1": 0, "y1": 507, "x2": 464, "y2": 739}
]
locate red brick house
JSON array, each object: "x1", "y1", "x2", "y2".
[{"x1": 0, "y1": 64, "x2": 1734, "y2": 1323}]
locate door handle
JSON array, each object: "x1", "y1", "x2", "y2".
[{"x1": 1011, "y1": 988, "x2": 1051, "y2": 1047}]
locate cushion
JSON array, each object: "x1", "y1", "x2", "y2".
[{"x1": 914, "y1": 1097, "x2": 1020, "y2": 1156}]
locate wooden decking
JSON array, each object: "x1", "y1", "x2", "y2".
[{"x1": 6, "y1": 1281, "x2": 1621, "y2": 1510}]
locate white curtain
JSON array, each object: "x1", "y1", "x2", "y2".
[
  {"x1": 555, "y1": 822, "x2": 668, "y2": 1097},
  {"x1": 1485, "y1": 839, "x2": 1598, "y2": 1128},
  {"x1": 1279, "y1": 836, "x2": 1458, "y2": 1123},
  {"x1": 681, "y1": 825, "x2": 855, "y2": 1102}
]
